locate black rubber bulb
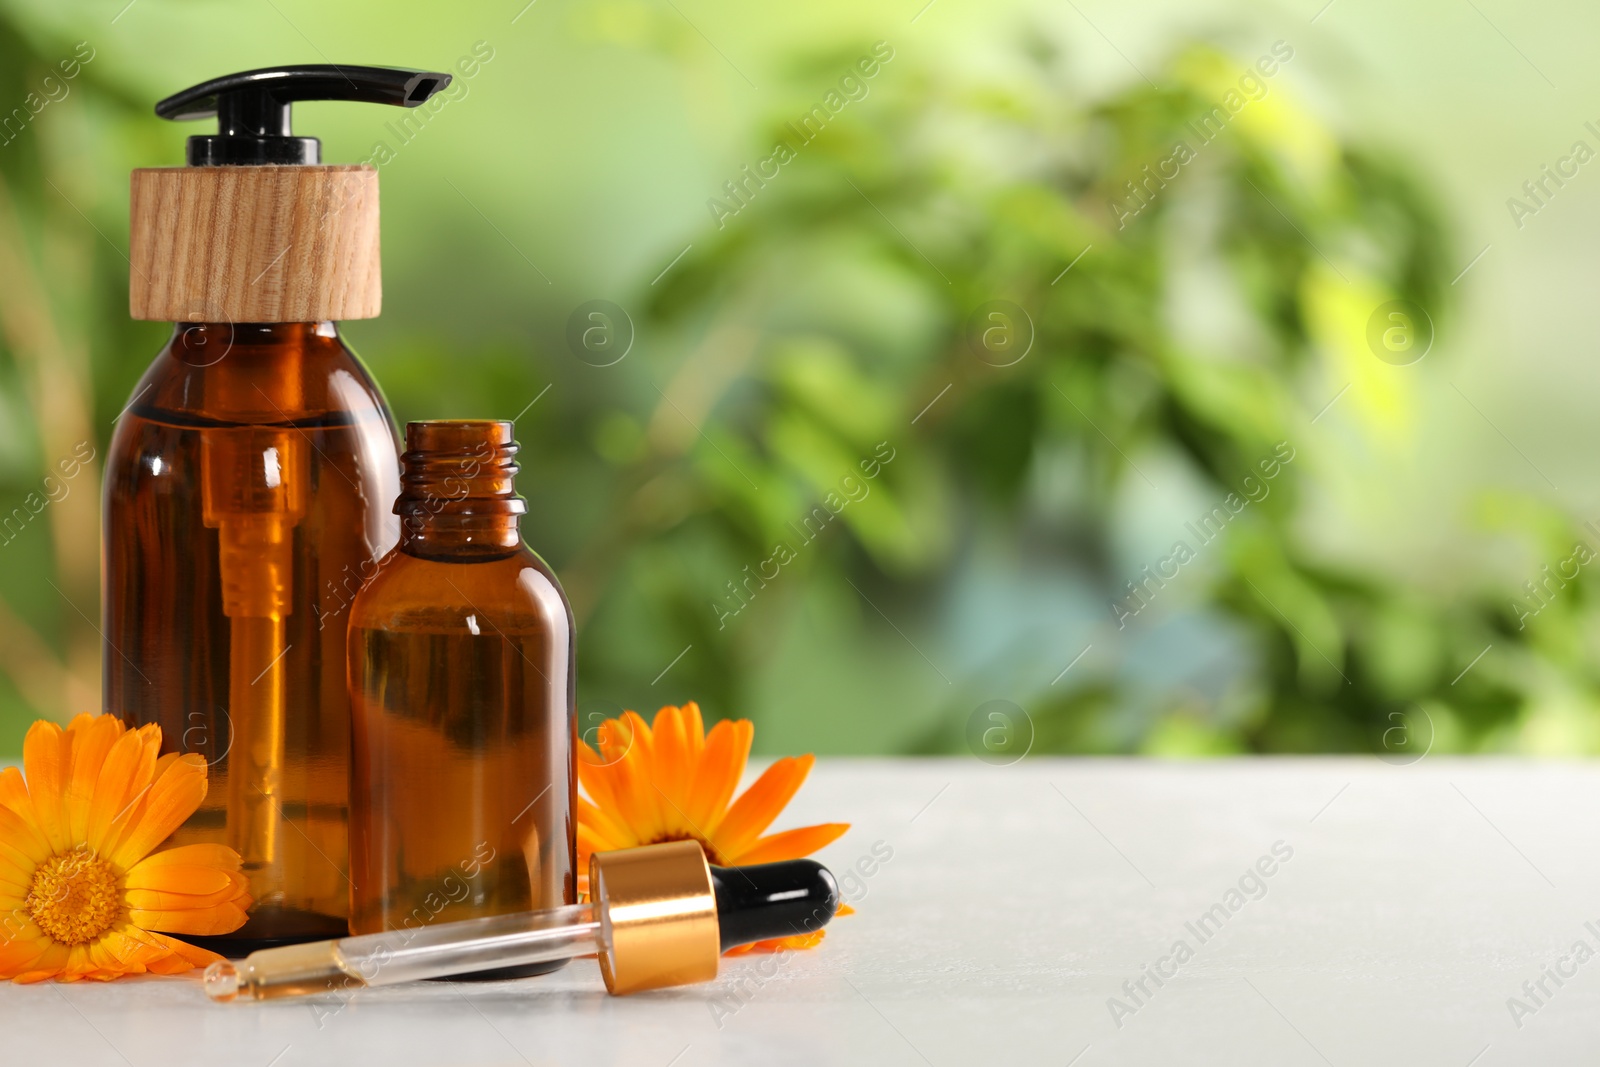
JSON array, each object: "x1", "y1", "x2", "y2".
[{"x1": 709, "y1": 859, "x2": 840, "y2": 952}]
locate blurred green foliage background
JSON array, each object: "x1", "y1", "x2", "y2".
[{"x1": 0, "y1": 0, "x2": 1596, "y2": 758}]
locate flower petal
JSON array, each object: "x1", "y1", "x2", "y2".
[
  {"x1": 588, "y1": 718, "x2": 669, "y2": 844},
  {"x1": 576, "y1": 747, "x2": 623, "y2": 814},
  {"x1": 85, "y1": 725, "x2": 160, "y2": 856},
  {"x1": 125, "y1": 842, "x2": 241, "y2": 878},
  {"x1": 141, "y1": 931, "x2": 222, "y2": 972},
  {"x1": 87, "y1": 939, "x2": 143, "y2": 979},
  {"x1": 598, "y1": 711, "x2": 639, "y2": 767},
  {"x1": 652, "y1": 706, "x2": 692, "y2": 812},
  {"x1": 110, "y1": 754, "x2": 209, "y2": 869},
  {"x1": 128, "y1": 898, "x2": 249, "y2": 936},
  {"x1": 0, "y1": 920, "x2": 49, "y2": 978},
  {"x1": 728, "y1": 822, "x2": 850, "y2": 865},
  {"x1": 0, "y1": 766, "x2": 28, "y2": 820},
  {"x1": 0, "y1": 800, "x2": 48, "y2": 870},
  {"x1": 20, "y1": 720, "x2": 70, "y2": 854},
  {"x1": 61, "y1": 944, "x2": 100, "y2": 981},
  {"x1": 125, "y1": 880, "x2": 246, "y2": 911},
  {"x1": 713, "y1": 754, "x2": 815, "y2": 857},
  {"x1": 618, "y1": 711, "x2": 667, "y2": 834},
  {"x1": 63, "y1": 712, "x2": 98, "y2": 733},
  {"x1": 685, "y1": 719, "x2": 752, "y2": 834},
  {"x1": 681, "y1": 702, "x2": 706, "y2": 764},
  {"x1": 724, "y1": 929, "x2": 827, "y2": 955},
  {"x1": 576, "y1": 712, "x2": 644, "y2": 816},
  {"x1": 623, "y1": 708, "x2": 654, "y2": 751},
  {"x1": 91, "y1": 929, "x2": 169, "y2": 978},
  {"x1": 144, "y1": 952, "x2": 197, "y2": 975},
  {"x1": 11, "y1": 941, "x2": 68, "y2": 984},
  {"x1": 64, "y1": 714, "x2": 124, "y2": 845},
  {"x1": 577, "y1": 822, "x2": 620, "y2": 870},
  {"x1": 123, "y1": 850, "x2": 248, "y2": 908},
  {"x1": 575, "y1": 798, "x2": 633, "y2": 851},
  {"x1": 0, "y1": 870, "x2": 28, "y2": 899}
]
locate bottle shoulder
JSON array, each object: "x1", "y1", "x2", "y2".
[
  {"x1": 350, "y1": 544, "x2": 572, "y2": 635},
  {"x1": 125, "y1": 323, "x2": 391, "y2": 427},
  {"x1": 103, "y1": 324, "x2": 402, "y2": 565}
]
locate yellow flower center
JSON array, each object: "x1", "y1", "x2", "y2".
[{"x1": 26, "y1": 847, "x2": 123, "y2": 946}]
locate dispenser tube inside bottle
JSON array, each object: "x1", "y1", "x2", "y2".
[{"x1": 202, "y1": 430, "x2": 307, "y2": 908}]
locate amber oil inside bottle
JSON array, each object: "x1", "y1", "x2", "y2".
[
  {"x1": 347, "y1": 421, "x2": 575, "y2": 978},
  {"x1": 105, "y1": 322, "x2": 401, "y2": 951}
]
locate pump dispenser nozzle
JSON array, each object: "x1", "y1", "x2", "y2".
[
  {"x1": 156, "y1": 65, "x2": 452, "y2": 165},
  {"x1": 204, "y1": 843, "x2": 841, "y2": 1001}
]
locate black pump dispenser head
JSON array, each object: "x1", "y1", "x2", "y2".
[{"x1": 155, "y1": 65, "x2": 453, "y2": 166}]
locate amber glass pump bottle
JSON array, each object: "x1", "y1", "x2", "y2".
[
  {"x1": 347, "y1": 421, "x2": 575, "y2": 977},
  {"x1": 104, "y1": 66, "x2": 452, "y2": 949}
]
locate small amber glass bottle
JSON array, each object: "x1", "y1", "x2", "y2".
[{"x1": 347, "y1": 421, "x2": 575, "y2": 975}]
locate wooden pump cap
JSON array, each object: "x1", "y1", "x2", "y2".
[{"x1": 129, "y1": 165, "x2": 381, "y2": 322}]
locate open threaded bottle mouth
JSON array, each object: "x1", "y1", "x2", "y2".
[
  {"x1": 396, "y1": 421, "x2": 526, "y2": 557},
  {"x1": 397, "y1": 419, "x2": 524, "y2": 514}
]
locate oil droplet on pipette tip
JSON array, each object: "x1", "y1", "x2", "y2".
[{"x1": 203, "y1": 960, "x2": 240, "y2": 1002}]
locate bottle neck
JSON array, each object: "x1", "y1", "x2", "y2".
[
  {"x1": 396, "y1": 421, "x2": 525, "y2": 562},
  {"x1": 170, "y1": 321, "x2": 339, "y2": 364},
  {"x1": 164, "y1": 322, "x2": 344, "y2": 423}
]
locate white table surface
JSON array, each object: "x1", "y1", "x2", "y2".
[{"x1": 5, "y1": 758, "x2": 1598, "y2": 1065}]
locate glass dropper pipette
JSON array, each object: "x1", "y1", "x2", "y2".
[{"x1": 205, "y1": 841, "x2": 839, "y2": 1001}]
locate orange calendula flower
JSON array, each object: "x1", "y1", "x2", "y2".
[
  {"x1": 0, "y1": 714, "x2": 251, "y2": 982},
  {"x1": 577, "y1": 703, "x2": 850, "y2": 953}
]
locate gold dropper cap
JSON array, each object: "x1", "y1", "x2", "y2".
[{"x1": 589, "y1": 840, "x2": 721, "y2": 995}]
